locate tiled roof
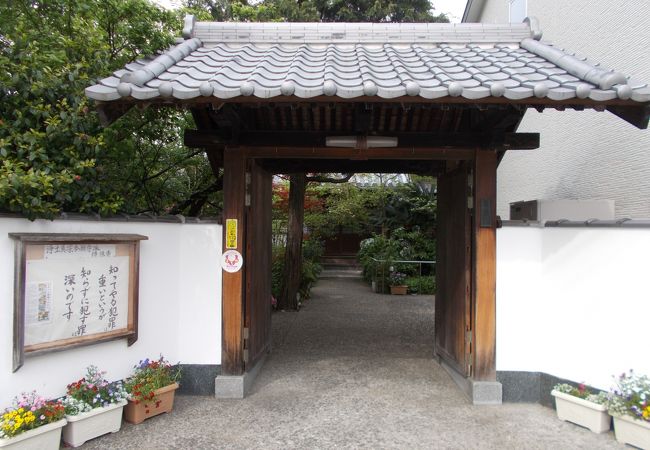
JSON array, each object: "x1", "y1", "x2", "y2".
[{"x1": 86, "y1": 17, "x2": 650, "y2": 104}]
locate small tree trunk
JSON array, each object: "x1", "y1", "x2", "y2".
[{"x1": 278, "y1": 173, "x2": 306, "y2": 310}]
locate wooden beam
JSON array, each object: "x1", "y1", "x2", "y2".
[
  {"x1": 259, "y1": 158, "x2": 444, "y2": 174},
  {"x1": 184, "y1": 130, "x2": 539, "y2": 151},
  {"x1": 242, "y1": 146, "x2": 475, "y2": 160},
  {"x1": 96, "y1": 104, "x2": 134, "y2": 126},
  {"x1": 606, "y1": 104, "x2": 650, "y2": 130},
  {"x1": 501, "y1": 133, "x2": 539, "y2": 149},
  {"x1": 472, "y1": 150, "x2": 497, "y2": 381},
  {"x1": 205, "y1": 146, "x2": 224, "y2": 176},
  {"x1": 221, "y1": 147, "x2": 246, "y2": 376}
]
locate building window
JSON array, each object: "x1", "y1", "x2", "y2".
[{"x1": 509, "y1": 0, "x2": 527, "y2": 23}]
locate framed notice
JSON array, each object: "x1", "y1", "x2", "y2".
[{"x1": 9, "y1": 233, "x2": 148, "y2": 372}]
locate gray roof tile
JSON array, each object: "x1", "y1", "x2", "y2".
[{"x1": 86, "y1": 18, "x2": 649, "y2": 105}]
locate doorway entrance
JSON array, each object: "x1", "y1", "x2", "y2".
[{"x1": 198, "y1": 108, "x2": 518, "y2": 403}]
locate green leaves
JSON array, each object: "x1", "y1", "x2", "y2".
[{"x1": 0, "y1": 0, "x2": 184, "y2": 218}]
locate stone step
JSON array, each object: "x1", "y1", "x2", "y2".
[
  {"x1": 319, "y1": 268, "x2": 362, "y2": 279},
  {"x1": 321, "y1": 256, "x2": 360, "y2": 269}
]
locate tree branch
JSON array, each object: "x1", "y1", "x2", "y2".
[
  {"x1": 142, "y1": 149, "x2": 205, "y2": 182},
  {"x1": 306, "y1": 172, "x2": 354, "y2": 183},
  {"x1": 169, "y1": 175, "x2": 224, "y2": 216}
]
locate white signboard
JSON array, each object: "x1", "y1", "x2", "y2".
[{"x1": 25, "y1": 255, "x2": 129, "y2": 346}]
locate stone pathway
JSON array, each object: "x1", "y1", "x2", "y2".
[{"x1": 82, "y1": 277, "x2": 622, "y2": 449}]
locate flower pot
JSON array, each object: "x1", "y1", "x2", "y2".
[
  {"x1": 62, "y1": 399, "x2": 127, "y2": 447},
  {"x1": 551, "y1": 390, "x2": 610, "y2": 433},
  {"x1": 0, "y1": 419, "x2": 66, "y2": 450},
  {"x1": 124, "y1": 383, "x2": 179, "y2": 424},
  {"x1": 390, "y1": 285, "x2": 408, "y2": 295},
  {"x1": 612, "y1": 413, "x2": 650, "y2": 449}
]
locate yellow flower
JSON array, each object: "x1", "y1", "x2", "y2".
[{"x1": 643, "y1": 406, "x2": 650, "y2": 420}]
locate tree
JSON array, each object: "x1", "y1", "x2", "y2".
[
  {"x1": 377, "y1": 178, "x2": 437, "y2": 235},
  {"x1": 314, "y1": 0, "x2": 446, "y2": 22},
  {"x1": 278, "y1": 172, "x2": 352, "y2": 310},
  {"x1": 0, "y1": 0, "x2": 224, "y2": 218},
  {"x1": 1, "y1": 0, "x2": 447, "y2": 308}
]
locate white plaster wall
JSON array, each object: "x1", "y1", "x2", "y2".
[
  {"x1": 477, "y1": 0, "x2": 650, "y2": 219},
  {"x1": 476, "y1": 0, "x2": 509, "y2": 23},
  {"x1": 497, "y1": 225, "x2": 650, "y2": 390},
  {"x1": 0, "y1": 218, "x2": 222, "y2": 405}
]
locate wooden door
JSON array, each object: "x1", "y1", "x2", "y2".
[
  {"x1": 244, "y1": 161, "x2": 273, "y2": 370},
  {"x1": 435, "y1": 163, "x2": 472, "y2": 376}
]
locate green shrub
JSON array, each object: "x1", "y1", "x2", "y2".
[
  {"x1": 358, "y1": 234, "x2": 400, "y2": 282},
  {"x1": 271, "y1": 239, "x2": 324, "y2": 302},
  {"x1": 358, "y1": 228, "x2": 436, "y2": 294},
  {"x1": 405, "y1": 276, "x2": 436, "y2": 295},
  {"x1": 271, "y1": 245, "x2": 285, "y2": 299}
]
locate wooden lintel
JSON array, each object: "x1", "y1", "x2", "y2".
[
  {"x1": 241, "y1": 146, "x2": 475, "y2": 160},
  {"x1": 185, "y1": 130, "x2": 539, "y2": 151},
  {"x1": 259, "y1": 158, "x2": 444, "y2": 175},
  {"x1": 472, "y1": 150, "x2": 497, "y2": 381}
]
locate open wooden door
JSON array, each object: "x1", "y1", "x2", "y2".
[
  {"x1": 244, "y1": 160, "x2": 273, "y2": 370},
  {"x1": 435, "y1": 163, "x2": 472, "y2": 377}
]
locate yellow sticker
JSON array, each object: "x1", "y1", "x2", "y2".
[{"x1": 226, "y1": 219, "x2": 238, "y2": 249}]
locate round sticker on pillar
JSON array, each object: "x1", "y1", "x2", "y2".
[{"x1": 221, "y1": 250, "x2": 243, "y2": 273}]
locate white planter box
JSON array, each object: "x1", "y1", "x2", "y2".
[
  {"x1": 551, "y1": 390, "x2": 610, "y2": 433},
  {"x1": 612, "y1": 413, "x2": 650, "y2": 449},
  {"x1": 62, "y1": 399, "x2": 127, "y2": 447},
  {"x1": 0, "y1": 419, "x2": 66, "y2": 450}
]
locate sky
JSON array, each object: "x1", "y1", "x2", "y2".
[
  {"x1": 433, "y1": 0, "x2": 467, "y2": 23},
  {"x1": 155, "y1": 0, "x2": 468, "y2": 23}
]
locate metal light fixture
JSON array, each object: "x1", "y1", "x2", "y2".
[{"x1": 325, "y1": 136, "x2": 398, "y2": 148}]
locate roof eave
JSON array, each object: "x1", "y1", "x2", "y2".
[{"x1": 92, "y1": 96, "x2": 650, "y2": 129}]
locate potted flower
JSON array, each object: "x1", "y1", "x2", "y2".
[
  {"x1": 551, "y1": 383, "x2": 610, "y2": 433},
  {"x1": 608, "y1": 370, "x2": 650, "y2": 448},
  {"x1": 61, "y1": 365, "x2": 128, "y2": 447},
  {"x1": 0, "y1": 391, "x2": 66, "y2": 450},
  {"x1": 123, "y1": 356, "x2": 181, "y2": 424},
  {"x1": 389, "y1": 271, "x2": 408, "y2": 295}
]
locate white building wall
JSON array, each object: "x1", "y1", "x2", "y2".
[
  {"x1": 0, "y1": 218, "x2": 222, "y2": 405},
  {"x1": 477, "y1": 0, "x2": 650, "y2": 219},
  {"x1": 497, "y1": 225, "x2": 650, "y2": 390},
  {"x1": 476, "y1": 0, "x2": 509, "y2": 23}
]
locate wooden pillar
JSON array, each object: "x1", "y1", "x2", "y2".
[
  {"x1": 222, "y1": 146, "x2": 246, "y2": 375},
  {"x1": 472, "y1": 149, "x2": 497, "y2": 381},
  {"x1": 244, "y1": 161, "x2": 273, "y2": 369}
]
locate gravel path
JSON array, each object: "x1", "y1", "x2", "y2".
[{"x1": 81, "y1": 277, "x2": 622, "y2": 449}]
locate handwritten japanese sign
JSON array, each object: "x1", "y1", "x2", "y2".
[
  {"x1": 10, "y1": 234, "x2": 146, "y2": 371},
  {"x1": 226, "y1": 219, "x2": 238, "y2": 249},
  {"x1": 24, "y1": 251, "x2": 129, "y2": 346}
]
